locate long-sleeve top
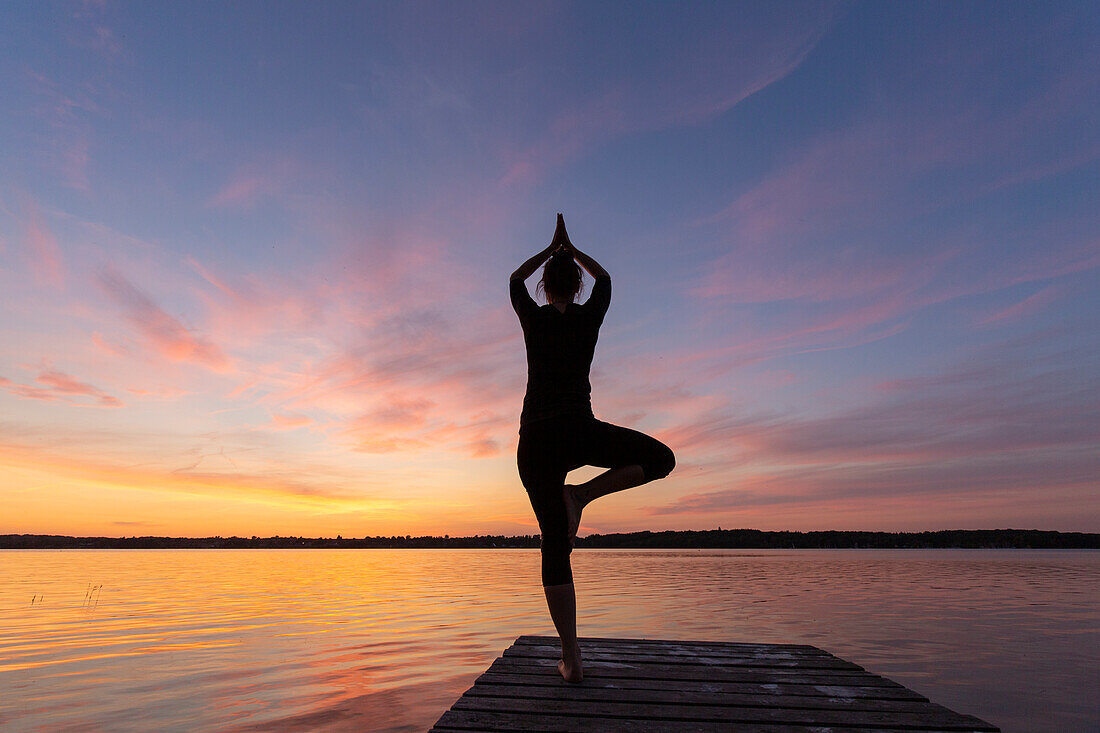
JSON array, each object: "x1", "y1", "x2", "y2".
[{"x1": 510, "y1": 274, "x2": 612, "y2": 429}]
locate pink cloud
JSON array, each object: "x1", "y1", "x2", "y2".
[
  {"x1": 350, "y1": 435, "x2": 429, "y2": 454},
  {"x1": 22, "y1": 69, "x2": 100, "y2": 191},
  {"x1": 186, "y1": 256, "x2": 327, "y2": 349},
  {"x1": 270, "y1": 412, "x2": 313, "y2": 430},
  {"x1": 207, "y1": 158, "x2": 304, "y2": 208},
  {"x1": 126, "y1": 385, "x2": 190, "y2": 401},
  {"x1": 97, "y1": 267, "x2": 232, "y2": 372},
  {"x1": 91, "y1": 332, "x2": 130, "y2": 357},
  {"x1": 22, "y1": 199, "x2": 65, "y2": 289},
  {"x1": 0, "y1": 368, "x2": 122, "y2": 407},
  {"x1": 466, "y1": 437, "x2": 500, "y2": 458},
  {"x1": 209, "y1": 176, "x2": 264, "y2": 207},
  {"x1": 308, "y1": 345, "x2": 517, "y2": 457},
  {"x1": 361, "y1": 396, "x2": 434, "y2": 430},
  {"x1": 627, "y1": 294, "x2": 917, "y2": 395},
  {"x1": 0, "y1": 376, "x2": 56, "y2": 402},
  {"x1": 977, "y1": 285, "x2": 1062, "y2": 326},
  {"x1": 54, "y1": 136, "x2": 91, "y2": 192}
]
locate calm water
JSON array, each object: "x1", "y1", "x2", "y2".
[{"x1": 1, "y1": 549, "x2": 1097, "y2": 732}]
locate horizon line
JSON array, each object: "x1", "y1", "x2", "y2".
[{"x1": 4, "y1": 527, "x2": 1097, "y2": 541}]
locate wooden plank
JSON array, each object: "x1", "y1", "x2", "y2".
[
  {"x1": 514, "y1": 639, "x2": 835, "y2": 660},
  {"x1": 504, "y1": 644, "x2": 864, "y2": 670},
  {"x1": 517, "y1": 634, "x2": 824, "y2": 653},
  {"x1": 489, "y1": 657, "x2": 903, "y2": 686},
  {"x1": 430, "y1": 709, "x2": 947, "y2": 733},
  {"x1": 452, "y1": 696, "x2": 997, "y2": 730},
  {"x1": 473, "y1": 671, "x2": 930, "y2": 701},
  {"x1": 467, "y1": 679, "x2": 945, "y2": 713},
  {"x1": 513, "y1": 639, "x2": 836, "y2": 658}
]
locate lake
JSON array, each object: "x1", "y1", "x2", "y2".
[{"x1": 2, "y1": 549, "x2": 1097, "y2": 731}]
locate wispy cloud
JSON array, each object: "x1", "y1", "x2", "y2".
[
  {"x1": 21, "y1": 69, "x2": 102, "y2": 191},
  {"x1": 207, "y1": 158, "x2": 304, "y2": 209},
  {"x1": 97, "y1": 267, "x2": 232, "y2": 372},
  {"x1": 976, "y1": 285, "x2": 1063, "y2": 326},
  {"x1": 21, "y1": 197, "x2": 65, "y2": 288},
  {"x1": 500, "y1": 4, "x2": 840, "y2": 185},
  {"x1": 0, "y1": 367, "x2": 121, "y2": 407},
  {"x1": 270, "y1": 412, "x2": 313, "y2": 430}
]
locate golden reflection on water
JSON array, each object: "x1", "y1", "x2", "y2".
[{"x1": 1, "y1": 549, "x2": 1097, "y2": 731}]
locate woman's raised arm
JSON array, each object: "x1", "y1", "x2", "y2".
[
  {"x1": 510, "y1": 240, "x2": 557, "y2": 282},
  {"x1": 568, "y1": 243, "x2": 609, "y2": 281},
  {"x1": 557, "y1": 215, "x2": 609, "y2": 281}
]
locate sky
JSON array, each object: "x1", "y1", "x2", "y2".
[{"x1": 1, "y1": 1, "x2": 1097, "y2": 538}]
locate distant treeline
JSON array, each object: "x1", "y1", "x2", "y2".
[{"x1": 2, "y1": 529, "x2": 1097, "y2": 550}]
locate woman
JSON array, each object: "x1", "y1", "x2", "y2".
[{"x1": 510, "y1": 213, "x2": 676, "y2": 683}]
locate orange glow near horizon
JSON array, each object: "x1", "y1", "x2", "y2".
[{"x1": 5, "y1": 437, "x2": 1096, "y2": 537}]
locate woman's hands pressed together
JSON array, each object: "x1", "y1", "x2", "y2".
[{"x1": 552, "y1": 212, "x2": 575, "y2": 255}]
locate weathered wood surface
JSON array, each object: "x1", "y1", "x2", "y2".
[{"x1": 430, "y1": 635, "x2": 998, "y2": 732}]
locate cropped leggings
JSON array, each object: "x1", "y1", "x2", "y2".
[{"x1": 517, "y1": 414, "x2": 675, "y2": 586}]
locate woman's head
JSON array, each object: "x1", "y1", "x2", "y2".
[{"x1": 536, "y1": 250, "x2": 584, "y2": 303}]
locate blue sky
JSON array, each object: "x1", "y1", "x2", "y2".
[{"x1": 1, "y1": 1, "x2": 1097, "y2": 536}]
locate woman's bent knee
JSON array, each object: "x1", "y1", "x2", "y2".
[{"x1": 647, "y1": 442, "x2": 675, "y2": 481}]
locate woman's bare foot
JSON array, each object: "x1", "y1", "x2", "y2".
[
  {"x1": 557, "y1": 643, "x2": 584, "y2": 683},
  {"x1": 562, "y1": 484, "x2": 587, "y2": 545}
]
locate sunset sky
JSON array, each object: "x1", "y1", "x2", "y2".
[{"x1": 2, "y1": 2, "x2": 1097, "y2": 538}]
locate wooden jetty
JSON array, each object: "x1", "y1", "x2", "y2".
[{"x1": 431, "y1": 635, "x2": 999, "y2": 731}]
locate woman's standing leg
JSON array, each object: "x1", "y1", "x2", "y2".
[{"x1": 518, "y1": 425, "x2": 584, "y2": 682}]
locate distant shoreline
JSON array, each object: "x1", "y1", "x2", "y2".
[{"x1": 2, "y1": 528, "x2": 1097, "y2": 550}]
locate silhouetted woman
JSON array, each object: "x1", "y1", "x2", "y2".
[{"x1": 510, "y1": 213, "x2": 676, "y2": 683}]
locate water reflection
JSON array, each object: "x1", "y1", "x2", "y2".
[{"x1": 1, "y1": 549, "x2": 1096, "y2": 731}]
